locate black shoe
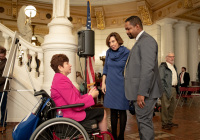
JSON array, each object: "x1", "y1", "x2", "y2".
[
  {"x1": 168, "y1": 123, "x2": 178, "y2": 127},
  {"x1": 162, "y1": 125, "x2": 171, "y2": 130}
]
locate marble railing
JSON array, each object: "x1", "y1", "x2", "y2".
[{"x1": 0, "y1": 23, "x2": 44, "y2": 90}]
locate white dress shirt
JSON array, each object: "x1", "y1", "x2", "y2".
[
  {"x1": 180, "y1": 72, "x2": 185, "y2": 84},
  {"x1": 136, "y1": 30, "x2": 144, "y2": 41},
  {"x1": 166, "y1": 62, "x2": 178, "y2": 86}
]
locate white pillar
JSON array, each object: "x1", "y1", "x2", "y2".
[
  {"x1": 174, "y1": 21, "x2": 190, "y2": 74},
  {"x1": 157, "y1": 18, "x2": 177, "y2": 62},
  {"x1": 42, "y1": 0, "x2": 77, "y2": 93},
  {"x1": 188, "y1": 23, "x2": 200, "y2": 81}
]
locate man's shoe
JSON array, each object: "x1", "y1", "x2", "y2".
[
  {"x1": 168, "y1": 123, "x2": 178, "y2": 127},
  {"x1": 162, "y1": 125, "x2": 171, "y2": 130},
  {"x1": 0, "y1": 126, "x2": 6, "y2": 132}
]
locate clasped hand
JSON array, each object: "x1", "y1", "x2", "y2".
[{"x1": 88, "y1": 87, "x2": 99, "y2": 98}]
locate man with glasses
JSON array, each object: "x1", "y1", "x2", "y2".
[{"x1": 159, "y1": 52, "x2": 179, "y2": 130}]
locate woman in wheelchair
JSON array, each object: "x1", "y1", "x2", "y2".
[{"x1": 50, "y1": 54, "x2": 108, "y2": 139}]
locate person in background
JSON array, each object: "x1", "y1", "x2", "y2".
[
  {"x1": 198, "y1": 62, "x2": 200, "y2": 82},
  {"x1": 179, "y1": 67, "x2": 190, "y2": 101},
  {"x1": 96, "y1": 72, "x2": 103, "y2": 103},
  {"x1": 0, "y1": 46, "x2": 9, "y2": 132},
  {"x1": 124, "y1": 16, "x2": 162, "y2": 140},
  {"x1": 159, "y1": 52, "x2": 179, "y2": 130},
  {"x1": 76, "y1": 71, "x2": 85, "y2": 93},
  {"x1": 102, "y1": 32, "x2": 130, "y2": 140},
  {"x1": 50, "y1": 54, "x2": 107, "y2": 139},
  {"x1": 179, "y1": 67, "x2": 190, "y2": 87}
]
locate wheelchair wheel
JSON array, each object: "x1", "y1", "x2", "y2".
[{"x1": 30, "y1": 118, "x2": 89, "y2": 140}]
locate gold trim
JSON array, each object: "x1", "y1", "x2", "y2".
[
  {"x1": 94, "y1": 7, "x2": 105, "y2": 30},
  {"x1": 138, "y1": 5, "x2": 153, "y2": 25},
  {"x1": 184, "y1": 0, "x2": 193, "y2": 9}
]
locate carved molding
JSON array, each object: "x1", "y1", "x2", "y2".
[
  {"x1": 137, "y1": 1, "x2": 153, "y2": 25},
  {"x1": 153, "y1": 0, "x2": 184, "y2": 21},
  {"x1": 94, "y1": 7, "x2": 105, "y2": 30},
  {"x1": 12, "y1": 0, "x2": 17, "y2": 18},
  {"x1": 0, "y1": 0, "x2": 200, "y2": 31},
  {"x1": 184, "y1": 0, "x2": 193, "y2": 9},
  {"x1": 182, "y1": 7, "x2": 200, "y2": 15},
  {"x1": 12, "y1": 4, "x2": 17, "y2": 18}
]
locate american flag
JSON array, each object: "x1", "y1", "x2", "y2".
[{"x1": 86, "y1": 0, "x2": 95, "y2": 88}]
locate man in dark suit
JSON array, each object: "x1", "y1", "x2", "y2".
[
  {"x1": 179, "y1": 67, "x2": 190, "y2": 87},
  {"x1": 0, "y1": 46, "x2": 9, "y2": 132},
  {"x1": 198, "y1": 62, "x2": 200, "y2": 82},
  {"x1": 124, "y1": 16, "x2": 162, "y2": 140}
]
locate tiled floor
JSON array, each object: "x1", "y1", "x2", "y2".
[{"x1": 1, "y1": 98, "x2": 200, "y2": 140}]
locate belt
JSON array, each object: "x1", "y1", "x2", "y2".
[{"x1": 172, "y1": 85, "x2": 177, "y2": 88}]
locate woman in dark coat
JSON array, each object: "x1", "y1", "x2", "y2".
[{"x1": 102, "y1": 32, "x2": 130, "y2": 140}]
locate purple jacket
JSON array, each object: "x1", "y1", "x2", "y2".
[{"x1": 51, "y1": 73, "x2": 95, "y2": 121}]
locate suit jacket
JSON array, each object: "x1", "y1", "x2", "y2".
[
  {"x1": 124, "y1": 31, "x2": 162, "y2": 100},
  {"x1": 179, "y1": 72, "x2": 190, "y2": 87},
  {"x1": 51, "y1": 73, "x2": 95, "y2": 121},
  {"x1": 159, "y1": 62, "x2": 179, "y2": 98},
  {"x1": 198, "y1": 62, "x2": 200, "y2": 81},
  {"x1": 0, "y1": 58, "x2": 9, "y2": 92}
]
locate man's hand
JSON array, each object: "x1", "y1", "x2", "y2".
[{"x1": 137, "y1": 95, "x2": 145, "y2": 108}]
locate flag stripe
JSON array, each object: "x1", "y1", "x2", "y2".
[{"x1": 89, "y1": 57, "x2": 95, "y2": 81}]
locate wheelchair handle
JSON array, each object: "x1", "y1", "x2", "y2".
[{"x1": 34, "y1": 90, "x2": 50, "y2": 98}]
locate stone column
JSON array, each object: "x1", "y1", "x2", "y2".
[
  {"x1": 42, "y1": 0, "x2": 77, "y2": 93},
  {"x1": 174, "y1": 21, "x2": 190, "y2": 74},
  {"x1": 188, "y1": 23, "x2": 200, "y2": 81},
  {"x1": 157, "y1": 18, "x2": 177, "y2": 62}
]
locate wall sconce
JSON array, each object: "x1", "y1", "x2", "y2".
[{"x1": 99, "y1": 51, "x2": 106, "y2": 66}]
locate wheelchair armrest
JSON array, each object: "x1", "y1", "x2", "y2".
[{"x1": 47, "y1": 103, "x2": 85, "y2": 114}]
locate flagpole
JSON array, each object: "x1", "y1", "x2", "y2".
[
  {"x1": 89, "y1": 0, "x2": 92, "y2": 28},
  {"x1": 84, "y1": 57, "x2": 87, "y2": 94}
]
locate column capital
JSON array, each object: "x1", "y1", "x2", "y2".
[
  {"x1": 188, "y1": 23, "x2": 200, "y2": 30},
  {"x1": 174, "y1": 21, "x2": 191, "y2": 28},
  {"x1": 156, "y1": 18, "x2": 178, "y2": 26}
]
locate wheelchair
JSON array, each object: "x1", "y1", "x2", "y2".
[{"x1": 29, "y1": 90, "x2": 114, "y2": 140}]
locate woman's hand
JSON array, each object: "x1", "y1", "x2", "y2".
[
  {"x1": 88, "y1": 87, "x2": 99, "y2": 98},
  {"x1": 101, "y1": 75, "x2": 106, "y2": 94},
  {"x1": 101, "y1": 83, "x2": 106, "y2": 94}
]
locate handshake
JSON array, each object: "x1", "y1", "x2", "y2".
[{"x1": 88, "y1": 87, "x2": 99, "y2": 98}]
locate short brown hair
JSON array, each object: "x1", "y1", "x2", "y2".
[
  {"x1": 0, "y1": 46, "x2": 6, "y2": 54},
  {"x1": 106, "y1": 32, "x2": 124, "y2": 47},
  {"x1": 50, "y1": 54, "x2": 69, "y2": 73},
  {"x1": 182, "y1": 67, "x2": 186, "y2": 71}
]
